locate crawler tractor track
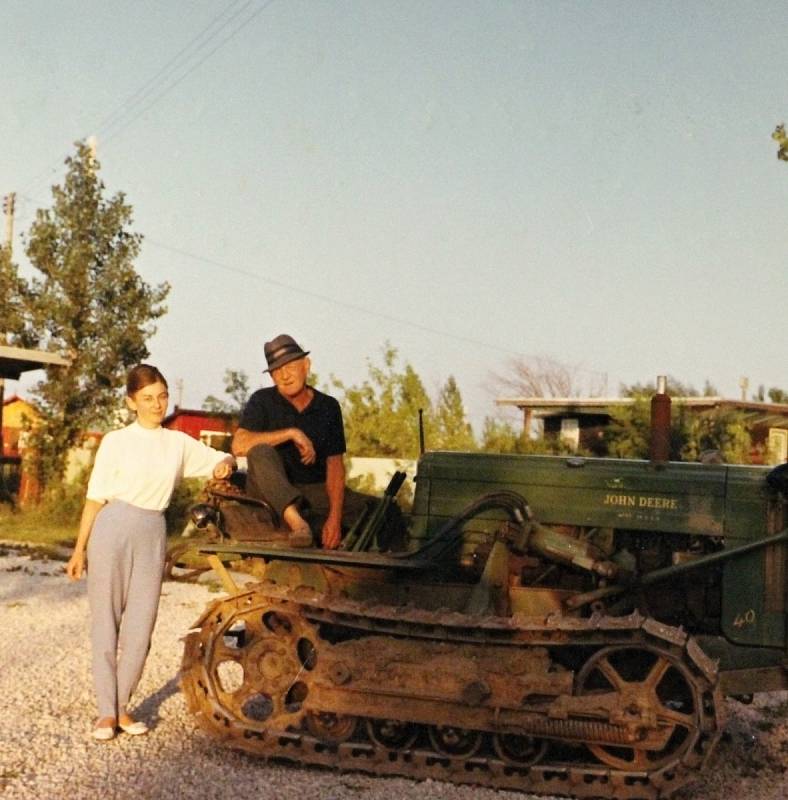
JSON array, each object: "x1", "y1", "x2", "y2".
[{"x1": 181, "y1": 583, "x2": 723, "y2": 799}]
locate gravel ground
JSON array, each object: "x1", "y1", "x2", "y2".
[{"x1": 0, "y1": 545, "x2": 786, "y2": 800}]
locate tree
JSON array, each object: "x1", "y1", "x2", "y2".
[
  {"x1": 433, "y1": 375, "x2": 476, "y2": 451},
  {"x1": 334, "y1": 346, "x2": 433, "y2": 458},
  {"x1": 620, "y1": 376, "x2": 708, "y2": 399},
  {"x1": 479, "y1": 416, "x2": 577, "y2": 455},
  {"x1": 480, "y1": 417, "x2": 524, "y2": 453},
  {"x1": 489, "y1": 355, "x2": 606, "y2": 400},
  {"x1": 21, "y1": 141, "x2": 169, "y2": 487},
  {"x1": 680, "y1": 409, "x2": 751, "y2": 464},
  {"x1": 0, "y1": 246, "x2": 33, "y2": 344},
  {"x1": 490, "y1": 355, "x2": 580, "y2": 398},
  {"x1": 605, "y1": 380, "x2": 752, "y2": 463},
  {"x1": 767, "y1": 387, "x2": 788, "y2": 404},
  {"x1": 336, "y1": 349, "x2": 479, "y2": 457},
  {"x1": 773, "y1": 124, "x2": 788, "y2": 161},
  {"x1": 203, "y1": 369, "x2": 250, "y2": 415},
  {"x1": 604, "y1": 395, "x2": 692, "y2": 460}
]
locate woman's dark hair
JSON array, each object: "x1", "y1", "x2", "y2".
[{"x1": 126, "y1": 364, "x2": 168, "y2": 396}]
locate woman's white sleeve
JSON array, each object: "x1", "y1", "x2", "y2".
[{"x1": 181, "y1": 434, "x2": 229, "y2": 479}]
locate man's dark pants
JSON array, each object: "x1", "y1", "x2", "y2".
[{"x1": 245, "y1": 444, "x2": 371, "y2": 532}]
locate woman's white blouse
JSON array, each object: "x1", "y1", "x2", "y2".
[{"x1": 86, "y1": 422, "x2": 228, "y2": 510}]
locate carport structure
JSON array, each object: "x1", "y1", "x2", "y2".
[{"x1": 0, "y1": 344, "x2": 70, "y2": 502}]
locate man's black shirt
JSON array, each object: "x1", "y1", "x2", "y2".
[{"x1": 238, "y1": 386, "x2": 346, "y2": 484}]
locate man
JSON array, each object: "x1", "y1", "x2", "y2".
[{"x1": 232, "y1": 334, "x2": 369, "y2": 549}]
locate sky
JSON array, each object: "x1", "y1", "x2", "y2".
[{"x1": 3, "y1": 0, "x2": 787, "y2": 433}]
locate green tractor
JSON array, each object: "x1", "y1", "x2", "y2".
[{"x1": 179, "y1": 389, "x2": 786, "y2": 799}]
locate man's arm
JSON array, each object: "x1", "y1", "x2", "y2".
[
  {"x1": 321, "y1": 454, "x2": 345, "y2": 549},
  {"x1": 232, "y1": 426, "x2": 316, "y2": 463}
]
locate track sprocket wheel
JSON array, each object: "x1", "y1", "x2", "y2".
[
  {"x1": 575, "y1": 644, "x2": 703, "y2": 771},
  {"x1": 183, "y1": 599, "x2": 320, "y2": 733}
]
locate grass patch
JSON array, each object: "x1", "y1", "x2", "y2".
[
  {"x1": 0, "y1": 477, "x2": 205, "y2": 556},
  {"x1": 0, "y1": 507, "x2": 76, "y2": 554}
]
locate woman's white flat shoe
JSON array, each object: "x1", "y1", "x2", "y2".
[
  {"x1": 91, "y1": 725, "x2": 116, "y2": 741},
  {"x1": 118, "y1": 720, "x2": 149, "y2": 735}
]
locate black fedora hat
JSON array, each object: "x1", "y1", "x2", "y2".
[{"x1": 264, "y1": 334, "x2": 310, "y2": 372}]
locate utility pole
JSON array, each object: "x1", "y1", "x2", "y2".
[
  {"x1": 2, "y1": 192, "x2": 15, "y2": 259},
  {"x1": 0, "y1": 192, "x2": 10, "y2": 485},
  {"x1": 1, "y1": 191, "x2": 16, "y2": 497},
  {"x1": 0, "y1": 266, "x2": 6, "y2": 497}
]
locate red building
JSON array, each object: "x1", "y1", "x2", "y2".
[{"x1": 162, "y1": 408, "x2": 237, "y2": 452}]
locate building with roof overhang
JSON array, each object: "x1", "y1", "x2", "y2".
[
  {"x1": 0, "y1": 344, "x2": 70, "y2": 502},
  {"x1": 496, "y1": 396, "x2": 788, "y2": 464}
]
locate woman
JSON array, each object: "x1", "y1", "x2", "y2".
[{"x1": 66, "y1": 364, "x2": 234, "y2": 741}]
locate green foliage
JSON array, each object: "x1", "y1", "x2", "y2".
[
  {"x1": 17, "y1": 142, "x2": 169, "y2": 487},
  {"x1": 434, "y1": 376, "x2": 476, "y2": 451},
  {"x1": 334, "y1": 346, "x2": 433, "y2": 458},
  {"x1": 702, "y1": 380, "x2": 719, "y2": 397},
  {"x1": 164, "y1": 478, "x2": 204, "y2": 535},
  {"x1": 334, "y1": 346, "x2": 476, "y2": 457},
  {"x1": 605, "y1": 395, "x2": 705, "y2": 461},
  {"x1": 345, "y1": 468, "x2": 378, "y2": 495},
  {"x1": 203, "y1": 369, "x2": 250, "y2": 414},
  {"x1": 0, "y1": 472, "x2": 200, "y2": 547},
  {"x1": 0, "y1": 505, "x2": 75, "y2": 550},
  {"x1": 680, "y1": 409, "x2": 751, "y2": 464},
  {"x1": 47, "y1": 470, "x2": 93, "y2": 524},
  {"x1": 604, "y1": 397, "x2": 654, "y2": 459},
  {"x1": 620, "y1": 376, "x2": 709, "y2": 398},
  {"x1": 480, "y1": 418, "x2": 526, "y2": 453},
  {"x1": 605, "y1": 390, "x2": 753, "y2": 464},
  {"x1": 0, "y1": 247, "x2": 33, "y2": 344},
  {"x1": 608, "y1": 382, "x2": 699, "y2": 461},
  {"x1": 773, "y1": 124, "x2": 788, "y2": 161},
  {"x1": 29, "y1": 467, "x2": 91, "y2": 527},
  {"x1": 753, "y1": 385, "x2": 788, "y2": 404},
  {"x1": 479, "y1": 417, "x2": 576, "y2": 455},
  {"x1": 0, "y1": 470, "x2": 90, "y2": 549},
  {"x1": 344, "y1": 462, "x2": 415, "y2": 510}
]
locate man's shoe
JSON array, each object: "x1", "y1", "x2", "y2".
[{"x1": 288, "y1": 526, "x2": 313, "y2": 548}]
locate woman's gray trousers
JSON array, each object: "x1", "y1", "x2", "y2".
[{"x1": 86, "y1": 501, "x2": 166, "y2": 719}]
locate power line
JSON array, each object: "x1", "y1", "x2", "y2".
[
  {"x1": 96, "y1": 0, "x2": 254, "y2": 138},
  {"x1": 103, "y1": 0, "x2": 276, "y2": 146},
  {"x1": 14, "y1": 0, "x2": 276, "y2": 215},
  {"x1": 145, "y1": 237, "x2": 531, "y2": 360}
]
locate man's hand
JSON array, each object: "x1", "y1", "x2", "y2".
[
  {"x1": 321, "y1": 516, "x2": 342, "y2": 550},
  {"x1": 291, "y1": 429, "x2": 316, "y2": 465}
]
